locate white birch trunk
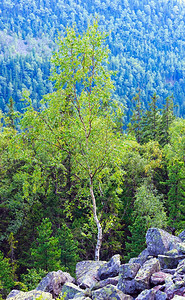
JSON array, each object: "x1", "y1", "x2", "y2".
[{"x1": 90, "y1": 177, "x2": 102, "y2": 261}]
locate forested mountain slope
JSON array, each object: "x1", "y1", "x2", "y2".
[
  {"x1": 1, "y1": 0, "x2": 185, "y2": 116},
  {"x1": 0, "y1": 14, "x2": 185, "y2": 300}
]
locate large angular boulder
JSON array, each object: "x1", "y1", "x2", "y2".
[
  {"x1": 73, "y1": 290, "x2": 92, "y2": 299},
  {"x1": 60, "y1": 282, "x2": 84, "y2": 299},
  {"x1": 73, "y1": 296, "x2": 91, "y2": 300},
  {"x1": 129, "y1": 249, "x2": 150, "y2": 266},
  {"x1": 150, "y1": 272, "x2": 172, "y2": 285},
  {"x1": 7, "y1": 290, "x2": 53, "y2": 300},
  {"x1": 98, "y1": 254, "x2": 121, "y2": 280},
  {"x1": 175, "y1": 259, "x2": 185, "y2": 275},
  {"x1": 177, "y1": 243, "x2": 185, "y2": 254},
  {"x1": 36, "y1": 270, "x2": 75, "y2": 298},
  {"x1": 117, "y1": 263, "x2": 141, "y2": 295},
  {"x1": 134, "y1": 258, "x2": 160, "y2": 291},
  {"x1": 179, "y1": 230, "x2": 185, "y2": 242},
  {"x1": 163, "y1": 275, "x2": 185, "y2": 299},
  {"x1": 158, "y1": 255, "x2": 185, "y2": 269},
  {"x1": 155, "y1": 290, "x2": 167, "y2": 300},
  {"x1": 119, "y1": 263, "x2": 141, "y2": 280},
  {"x1": 76, "y1": 260, "x2": 106, "y2": 288},
  {"x1": 91, "y1": 276, "x2": 119, "y2": 290},
  {"x1": 92, "y1": 284, "x2": 133, "y2": 300},
  {"x1": 136, "y1": 289, "x2": 155, "y2": 300},
  {"x1": 117, "y1": 278, "x2": 137, "y2": 295},
  {"x1": 146, "y1": 228, "x2": 181, "y2": 256}
]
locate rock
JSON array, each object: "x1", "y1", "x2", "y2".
[
  {"x1": 134, "y1": 258, "x2": 160, "y2": 291},
  {"x1": 74, "y1": 296, "x2": 91, "y2": 300},
  {"x1": 7, "y1": 290, "x2": 53, "y2": 300},
  {"x1": 158, "y1": 255, "x2": 185, "y2": 269},
  {"x1": 119, "y1": 263, "x2": 141, "y2": 280},
  {"x1": 146, "y1": 228, "x2": 181, "y2": 256},
  {"x1": 155, "y1": 290, "x2": 167, "y2": 300},
  {"x1": 6, "y1": 290, "x2": 21, "y2": 298},
  {"x1": 179, "y1": 231, "x2": 185, "y2": 242},
  {"x1": 36, "y1": 270, "x2": 75, "y2": 298},
  {"x1": 173, "y1": 277, "x2": 185, "y2": 289},
  {"x1": 60, "y1": 282, "x2": 84, "y2": 299},
  {"x1": 150, "y1": 271, "x2": 172, "y2": 285},
  {"x1": 117, "y1": 263, "x2": 141, "y2": 295},
  {"x1": 177, "y1": 243, "x2": 185, "y2": 254},
  {"x1": 175, "y1": 259, "x2": 185, "y2": 275},
  {"x1": 165, "y1": 249, "x2": 179, "y2": 257},
  {"x1": 164, "y1": 275, "x2": 176, "y2": 299},
  {"x1": 73, "y1": 288, "x2": 92, "y2": 299},
  {"x1": 129, "y1": 249, "x2": 150, "y2": 266},
  {"x1": 117, "y1": 278, "x2": 137, "y2": 295},
  {"x1": 91, "y1": 276, "x2": 119, "y2": 290},
  {"x1": 98, "y1": 254, "x2": 121, "y2": 280},
  {"x1": 76, "y1": 260, "x2": 106, "y2": 288},
  {"x1": 162, "y1": 269, "x2": 176, "y2": 275},
  {"x1": 136, "y1": 289, "x2": 155, "y2": 300},
  {"x1": 92, "y1": 284, "x2": 133, "y2": 300}
]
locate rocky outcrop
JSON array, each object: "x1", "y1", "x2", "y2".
[
  {"x1": 97, "y1": 254, "x2": 121, "y2": 280},
  {"x1": 134, "y1": 258, "x2": 160, "y2": 291},
  {"x1": 7, "y1": 228, "x2": 185, "y2": 300},
  {"x1": 76, "y1": 260, "x2": 106, "y2": 288},
  {"x1": 91, "y1": 284, "x2": 133, "y2": 300},
  {"x1": 36, "y1": 270, "x2": 75, "y2": 298},
  {"x1": 146, "y1": 228, "x2": 181, "y2": 256},
  {"x1": 7, "y1": 289, "x2": 53, "y2": 299}
]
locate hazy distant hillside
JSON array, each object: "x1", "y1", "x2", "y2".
[{"x1": 1, "y1": 0, "x2": 185, "y2": 117}]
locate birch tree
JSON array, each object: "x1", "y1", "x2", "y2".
[{"x1": 20, "y1": 21, "x2": 124, "y2": 261}]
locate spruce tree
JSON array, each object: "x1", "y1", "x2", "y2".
[
  {"x1": 57, "y1": 224, "x2": 79, "y2": 275},
  {"x1": 31, "y1": 218, "x2": 60, "y2": 272}
]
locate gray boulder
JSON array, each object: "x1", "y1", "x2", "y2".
[
  {"x1": 155, "y1": 291, "x2": 167, "y2": 300},
  {"x1": 119, "y1": 263, "x2": 141, "y2": 280},
  {"x1": 76, "y1": 260, "x2": 106, "y2": 288},
  {"x1": 117, "y1": 278, "x2": 137, "y2": 295},
  {"x1": 60, "y1": 282, "x2": 84, "y2": 299},
  {"x1": 74, "y1": 296, "x2": 91, "y2": 300},
  {"x1": 98, "y1": 254, "x2": 121, "y2": 280},
  {"x1": 150, "y1": 271, "x2": 172, "y2": 285},
  {"x1": 7, "y1": 290, "x2": 53, "y2": 300},
  {"x1": 158, "y1": 255, "x2": 185, "y2": 269},
  {"x1": 146, "y1": 228, "x2": 181, "y2": 256},
  {"x1": 179, "y1": 230, "x2": 185, "y2": 242},
  {"x1": 175, "y1": 259, "x2": 185, "y2": 275},
  {"x1": 36, "y1": 270, "x2": 75, "y2": 298},
  {"x1": 129, "y1": 249, "x2": 150, "y2": 266},
  {"x1": 177, "y1": 243, "x2": 185, "y2": 254},
  {"x1": 91, "y1": 276, "x2": 119, "y2": 290},
  {"x1": 164, "y1": 275, "x2": 176, "y2": 299},
  {"x1": 165, "y1": 249, "x2": 179, "y2": 257},
  {"x1": 117, "y1": 263, "x2": 141, "y2": 295},
  {"x1": 136, "y1": 289, "x2": 155, "y2": 300},
  {"x1": 6, "y1": 290, "x2": 21, "y2": 298},
  {"x1": 92, "y1": 284, "x2": 133, "y2": 300},
  {"x1": 134, "y1": 258, "x2": 160, "y2": 291}
]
